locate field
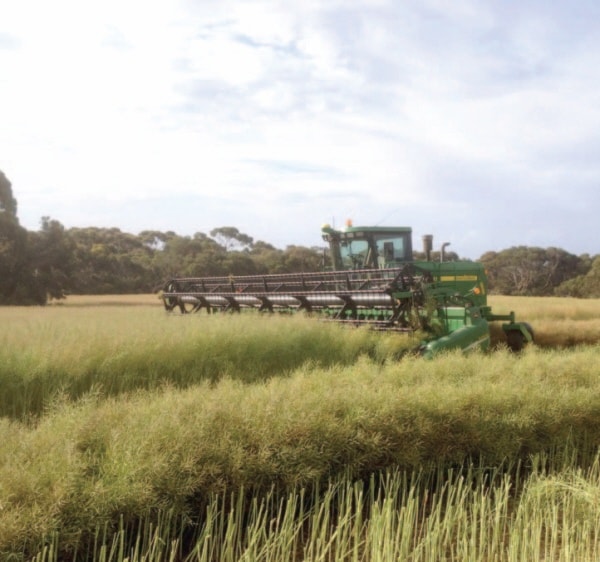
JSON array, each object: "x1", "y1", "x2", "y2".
[{"x1": 1, "y1": 295, "x2": 600, "y2": 561}]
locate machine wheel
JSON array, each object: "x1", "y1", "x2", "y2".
[
  {"x1": 178, "y1": 300, "x2": 199, "y2": 314},
  {"x1": 162, "y1": 281, "x2": 181, "y2": 312},
  {"x1": 506, "y1": 330, "x2": 526, "y2": 352}
]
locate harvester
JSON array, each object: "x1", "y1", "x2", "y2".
[{"x1": 161, "y1": 223, "x2": 533, "y2": 358}]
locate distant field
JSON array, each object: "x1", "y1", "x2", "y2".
[
  {"x1": 50, "y1": 293, "x2": 160, "y2": 306},
  {"x1": 49, "y1": 292, "x2": 600, "y2": 349},
  {"x1": 1, "y1": 295, "x2": 599, "y2": 560}
]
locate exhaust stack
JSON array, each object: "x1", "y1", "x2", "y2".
[
  {"x1": 441, "y1": 242, "x2": 451, "y2": 262},
  {"x1": 422, "y1": 235, "x2": 433, "y2": 261}
]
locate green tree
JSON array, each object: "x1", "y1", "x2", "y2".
[
  {"x1": 210, "y1": 226, "x2": 254, "y2": 251},
  {"x1": 413, "y1": 250, "x2": 460, "y2": 262},
  {"x1": 555, "y1": 255, "x2": 600, "y2": 297},
  {"x1": 156, "y1": 232, "x2": 227, "y2": 278},
  {"x1": 138, "y1": 230, "x2": 178, "y2": 251},
  {"x1": 222, "y1": 251, "x2": 261, "y2": 275},
  {"x1": 250, "y1": 241, "x2": 285, "y2": 273},
  {"x1": 0, "y1": 170, "x2": 17, "y2": 216},
  {"x1": 0, "y1": 171, "x2": 38, "y2": 304},
  {"x1": 27, "y1": 217, "x2": 75, "y2": 300},
  {"x1": 479, "y1": 246, "x2": 584, "y2": 296},
  {"x1": 280, "y1": 245, "x2": 325, "y2": 273},
  {"x1": 67, "y1": 227, "x2": 156, "y2": 293},
  {"x1": 0, "y1": 213, "x2": 31, "y2": 303}
]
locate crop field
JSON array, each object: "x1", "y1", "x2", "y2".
[{"x1": 1, "y1": 295, "x2": 600, "y2": 561}]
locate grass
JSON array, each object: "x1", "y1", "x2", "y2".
[
  {"x1": 2, "y1": 294, "x2": 599, "y2": 420},
  {"x1": 15, "y1": 454, "x2": 600, "y2": 561},
  {"x1": 489, "y1": 295, "x2": 600, "y2": 348},
  {"x1": 0, "y1": 304, "x2": 421, "y2": 420},
  {"x1": 1, "y1": 294, "x2": 599, "y2": 560},
  {"x1": 1, "y1": 345, "x2": 600, "y2": 558}
]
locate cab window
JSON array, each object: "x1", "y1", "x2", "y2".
[
  {"x1": 374, "y1": 234, "x2": 410, "y2": 264},
  {"x1": 340, "y1": 239, "x2": 370, "y2": 269}
]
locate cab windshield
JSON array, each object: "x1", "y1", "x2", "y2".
[
  {"x1": 339, "y1": 232, "x2": 411, "y2": 269},
  {"x1": 340, "y1": 239, "x2": 371, "y2": 269}
]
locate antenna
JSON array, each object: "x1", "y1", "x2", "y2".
[{"x1": 374, "y1": 207, "x2": 401, "y2": 226}]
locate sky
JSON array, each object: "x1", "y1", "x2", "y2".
[{"x1": 1, "y1": 0, "x2": 599, "y2": 259}]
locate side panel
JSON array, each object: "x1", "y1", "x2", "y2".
[
  {"x1": 416, "y1": 260, "x2": 489, "y2": 308},
  {"x1": 420, "y1": 318, "x2": 490, "y2": 358}
]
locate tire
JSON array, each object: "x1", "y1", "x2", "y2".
[
  {"x1": 178, "y1": 300, "x2": 197, "y2": 314},
  {"x1": 506, "y1": 330, "x2": 526, "y2": 352}
]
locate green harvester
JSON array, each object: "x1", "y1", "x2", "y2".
[{"x1": 162, "y1": 223, "x2": 533, "y2": 357}]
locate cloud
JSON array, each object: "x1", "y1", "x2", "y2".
[
  {"x1": 0, "y1": 32, "x2": 20, "y2": 50},
  {"x1": 1, "y1": 0, "x2": 599, "y2": 258}
]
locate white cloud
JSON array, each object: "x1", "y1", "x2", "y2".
[{"x1": 1, "y1": 0, "x2": 599, "y2": 257}]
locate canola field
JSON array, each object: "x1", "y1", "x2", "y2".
[{"x1": 1, "y1": 295, "x2": 599, "y2": 561}]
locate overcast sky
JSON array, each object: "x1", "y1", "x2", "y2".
[{"x1": 1, "y1": 0, "x2": 599, "y2": 259}]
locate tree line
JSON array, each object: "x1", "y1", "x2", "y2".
[{"x1": 1, "y1": 170, "x2": 598, "y2": 304}]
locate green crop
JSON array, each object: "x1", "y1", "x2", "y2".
[{"x1": 1, "y1": 296, "x2": 599, "y2": 560}]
